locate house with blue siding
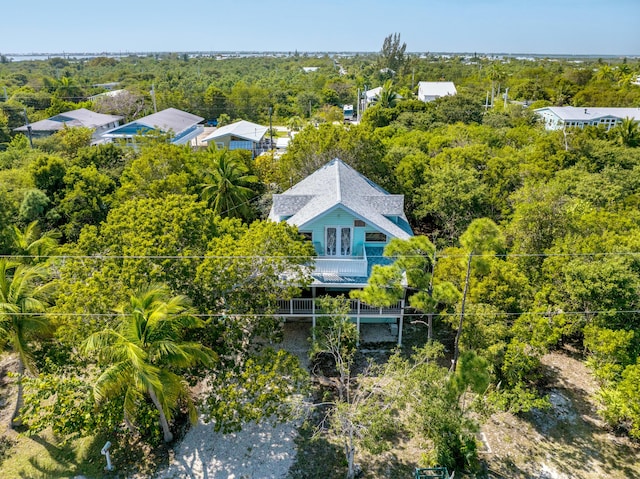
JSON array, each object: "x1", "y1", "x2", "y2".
[
  {"x1": 201, "y1": 120, "x2": 270, "y2": 157},
  {"x1": 269, "y1": 158, "x2": 413, "y2": 344},
  {"x1": 535, "y1": 106, "x2": 640, "y2": 131},
  {"x1": 101, "y1": 107, "x2": 204, "y2": 146}
]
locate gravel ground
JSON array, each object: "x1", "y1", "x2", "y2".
[
  {"x1": 154, "y1": 321, "x2": 397, "y2": 479},
  {"x1": 155, "y1": 418, "x2": 299, "y2": 479}
]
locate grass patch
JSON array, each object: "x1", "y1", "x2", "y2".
[{"x1": 0, "y1": 428, "x2": 108, "y2": 479}]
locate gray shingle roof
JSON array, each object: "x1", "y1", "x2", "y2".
[
  {"x1": 14, "y1": 108, "x2": 122, "y2": 132},
  {"x1": 202, "y1": 120, "x2": 268, "y2": 143},
  {"x1": 102, "y1": 107, "x2": 203, "y2": 137},
  {"x1": 130, "y1": 107, "x2": 203, "y2": 133},
  {"x1": 269, "y1": 158, "x2": 412, "y2": 240}
]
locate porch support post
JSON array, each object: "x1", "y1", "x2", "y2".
[
  {"x1": 398, "y1": 299, "x2": 405, "y2": 346},
  {"x1": 356, "y1": 299, "x2": 361, "y2": 346},
  {"x1": 312, "y1": 298, "x2": 316, "y2": 342}
]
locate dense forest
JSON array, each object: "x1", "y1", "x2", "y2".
[{"x1": 1, "y1": 40, "x2": 640, "y2": 477}]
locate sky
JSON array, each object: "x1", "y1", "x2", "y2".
[{"x1": 1, "y1": 0, "x2": 639, "y2": 56}]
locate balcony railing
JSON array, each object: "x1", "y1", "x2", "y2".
[
  {"x1": 312, "y1": 244, "x2": 368, "y2": 277},
  {"x1": 276, "y1": 298, "x2": 403, "y2": 317}
]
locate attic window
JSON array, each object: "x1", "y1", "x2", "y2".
[
  {"x1": 300, "y1": 232, "x2": 313, "y2": 241},
  {"x1": 354, "y1": 220, "x2": 365, "y2": 227},
  {"x1": 366, "y1": 232, "x2": 387, "y2": 242}
]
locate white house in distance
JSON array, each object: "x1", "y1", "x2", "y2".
[
  {"x1": 202, "y1": 120, "x2": 270, "y2": 157},
  {"x1": 14, "y1": 108, "x2": 123, "y2": 144},
  {"x1": 417, "y1": 81, "x2": 457, "y2": 102},
  {"x1": 534, "y1": 106, "x2": 640, "y2": 131},
  {"x1": 101, "y1": 107, "x2": 204, "y2": 145},
  {"x1": 269, "y1": 158, "x2": 414, "y2": 345},
  {"x1": 365, "y1": 86, "x2": 383, "y2": 104}
]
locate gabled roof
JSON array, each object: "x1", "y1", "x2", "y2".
[
  {"x1": 418, "y1": 81, "x2": 457, "y2": 99},
  {"x1": 365, "y1": 87, "x2": 383, "y2": 101},
  {"x1": 102, "y1": 107, "x2": 203, "y2": 138},
  {"x1": 269, "y1": 159, "x2": 412, "y2": 240},
  {"x1": 534, "y1": 106, "x2": 640, "y2": 122},
  {"x1": 14, "y1": 108, "x2": 122, "y2": 132},
  {"x1": 202, "y1": 120, "x2": 268, "y2": 143}
]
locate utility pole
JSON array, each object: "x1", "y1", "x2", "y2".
[
  {"x1": 151, "y1": 84, "x2": 157, "y2": 113},
  {"x1": 3, "y1": 86, "x2": 7, "y2": 102},
  {"x1": 22, "y1": 108, "x2": 33, "y2": 148},
  {"x1": 268, "y1": 106, "x2": 273, "y2": 150}
]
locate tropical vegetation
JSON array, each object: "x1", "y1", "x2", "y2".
[{"x1": 0, "y1": 34, "x2": 639, "y2": 477}]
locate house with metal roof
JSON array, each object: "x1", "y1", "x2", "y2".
[
  {"x1": 417, "y1": 81, "x2": 457, "y2": 102},
  {"x1": 14, "y1": 108, "x2": 123, "y2": 144},
  {"x1": 269, "y1": 158, "x2": 413, "y2": 344},
  {"x1": 201, "y1": 120, "x2": 270, "y2": 157},
  {"x1": 365, "y1": 86, "x2": 383, "y2": 104},
  {"x1": 101, "y1": 107, "x2": 204, "y2": 145},
  {"x1": 534, "y1": 106, "x2": 640, "y2": 131}
]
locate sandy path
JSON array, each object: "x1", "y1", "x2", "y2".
[{"x1": 155, "y1": 417, "x2": 299, "y2": 479}]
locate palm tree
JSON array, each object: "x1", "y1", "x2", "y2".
[
  {"x1": 54, "y1": 76, "x2": 83, "y2": 101},
  {"x1": 200, "y1": 151, "x2": 259, "y2": 220},
  {"x1": 376, "y1": 80, "x2": 401, "y2": 108},
  {"x1": 286, "y1": 115, "x2": 304, "y2": 133},
  {"x1": 0, "y1": 260, "x2": 52, "y2": 428},
  {"x1": 10, "y1": 221, "x2": 61, "y2": 264},
  {"x1": 594, "y1": 64, "x2": 615, "y2": 82},
  {"x1": 613, "y1": 117, "x2": 640, "y2": 147},
  {"x1": 84, "y1": 284, "x2": 215, "y2": 442},
  {"x1": 487, "y1": 63, "x2": 507, "y2": 107}
]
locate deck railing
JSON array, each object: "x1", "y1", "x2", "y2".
[{"x1": 276, "y1": 298, "x2": 403, "y2": 317}]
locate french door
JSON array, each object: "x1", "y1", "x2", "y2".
[{"x1": 325, "y1": 227, "x2": 352, "y2": 256}]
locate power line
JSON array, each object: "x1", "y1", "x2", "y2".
[
  {"x1": 0, "y1": 310, "x2": 640, "y2": 320},
  {"x1": 5, "y1": 309, "x2": 639, "y2": 319},
  {"x1": 2, "y1": 251, "x2": 640, "y2": 260}
]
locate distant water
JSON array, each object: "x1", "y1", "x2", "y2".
[{"x1": 4, "y1": 51, "x2": 636, "y2": 62}]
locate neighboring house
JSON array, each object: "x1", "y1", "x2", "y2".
[
  {"x1": 201, "y1": 120, "x2": 270, "y2": 157},
  {"x1": 92, "y1": 81, "x2": 120, "y2": 90},
  {"x1": 417, "y1": 81, "x2": 457, "y2": 102},
  {"x1": 365, "y1": 86, "x2": 383, "y2": 104},
  {"x1": 14, "y1": 108, "x2": 123, "y2": 144},
  {"x1": 269, "y1": 158, "x2": 414, "y2": 344},
  {"x1": 534, "y1": 106, "x2": 640, "y2": 131},
  {"x1": 88, "y1": 89, "x2": 126, "y2": 101},
  {"x1": 101, "y1": 107, "x2": 204, "y2": 145},
  {"x1": 302, "y1": 67, "x2": 320, "y2": 73}
]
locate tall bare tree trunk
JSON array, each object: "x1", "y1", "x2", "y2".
[
  {"x1": 10, "y1": 360, "x2": 25, "y2": 428},
  {"x1": 427, "y1": 248, "x2": 437, "y2": 341},
  {"x1": 148, "y1": 387, "x2": 173, "y2": 443},
  {"x1": 452, "y1": 253, "x2": 472, "y2": 373},
  {"x1": 346, "y1": 425, "x2": 355, "y2": 479}
]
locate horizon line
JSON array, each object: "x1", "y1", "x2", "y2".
[{"x1": 3, "y1": 50, "x2": 638, "y2": 59}]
